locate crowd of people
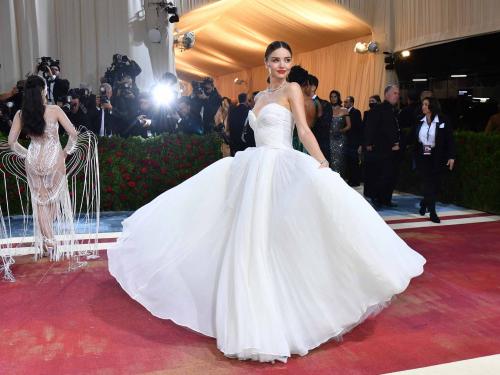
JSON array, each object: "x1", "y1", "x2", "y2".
[
  {"x1": 0, "y1": 55, "x2": 459, "y2": 223},
  {"x1": 0, "y1": 56, "x2": 225, "y2": 140}
]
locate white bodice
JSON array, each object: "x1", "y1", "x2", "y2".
[{"x1": 248, "y1": 103, "x2": 294, "y2": 149}]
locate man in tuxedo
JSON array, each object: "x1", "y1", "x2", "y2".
[
  {"x1": 362, "y1": 95, "x2": 381, "y2": 199},
  {"x1": 47, "y1": 63, "x2": 70, "y2": 105},
  {"x1": 227, "y1": 93, "x2": 250, "y2": 156},
  {"x1": 343, "y1": 96, "x2": 363, "y2": 186},
  {"x1": 308, "y1": 75, "x2": 332, "y2": 164},
  {"x1": 88, "y1": 83, "x2": 117, "y2": 137},
  {"x1": 66, "y1": 89, "x2": 90, "y2": 130},
  {"x1": 365, "y1": 85, "x2": 401, "y2": 208}
]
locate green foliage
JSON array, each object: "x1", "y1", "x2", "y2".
[
  {"x1": 2, "y1": 131, "x2": 499, "y2": 214},
  {"x1": 1, "y1": 133, "x2": 222, "y2": 213}
]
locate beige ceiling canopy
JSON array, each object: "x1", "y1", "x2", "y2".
[{"x1": 175, "y1": 0, "x2": 371, "y2": 80}]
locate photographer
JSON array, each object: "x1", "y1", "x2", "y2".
[
  {"x1": 88, "y1": 83, "x2": 116, "y2": 136},
  {"x1": 104, "y1": 54, "x2": 142, "y2": 92},
  {"x1": 64, "y1": 89, "x2": 90, "y2": 130},
  {"x1": 176, "y1": 96, "x2": 203, "y2": 135},
  {"x1": 0, "y1": 86, "x2": 18, "y2": 101},
  {"x1": 123, "y1": 92, "x2": 160, "y2": 138},
  {"x1": 112, "y1": 77, "x2": 140, "y2": 137},
  {"x1": 0, "y1": 102, "x2": 12, "y2": 136},
  {"x1": 36, "y1": 57, "x2": 70, "y2": 104},
  {"x1": 151, "y1": 72, "x2": 181, "y2": 134},
  {"x1": 190, "y1": 77, "x2": 221, "y2": 134},
  {"x1": 1, "y1": 81, "x2": 25, "y2": 118}
]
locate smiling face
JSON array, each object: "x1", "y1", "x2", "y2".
[{"x1": 265, "y1": 47, "x2": 292, "y2": 82}]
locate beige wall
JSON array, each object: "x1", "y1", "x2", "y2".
[{"x1": 215, "y1": 35, "x2": 388, "y2": 111}]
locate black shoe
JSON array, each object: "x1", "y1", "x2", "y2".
[
  {"x1": 430, "y1": 211, "x2": 441, "y2": 223},
  {"x1": 419, "y1": 200, "x2": 427, "y2": 216}
]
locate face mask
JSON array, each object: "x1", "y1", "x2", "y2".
[{"x1": 369, "y1": 102, "x2": 376, "y2": 109}]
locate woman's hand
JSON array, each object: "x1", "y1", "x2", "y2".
[
  {"x1": 447, "y1": 159, "x2": 455, "y2": 171},
  {"x1": 319, "y1": 159, "x2": 329, "y2": 169}
]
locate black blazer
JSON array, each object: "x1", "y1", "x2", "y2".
[
  {"x1": 346, "y1": 107, "x2": 363, "y2": 147},
  {"x1": 52, "y1": 78, "x2": 70, "y2": 103},
  {"x1": 408, "y1": 114, "x2": 456, "y2": 169},
  {"x1": 227, "y1": 104, "x2": 249, "y2": 150},
  {"x1": 364, "y1": 101, "x2": 400, "y2": 155},
  {"x1": 88, "y1": 107, "x2": 117, "y2": 136}
]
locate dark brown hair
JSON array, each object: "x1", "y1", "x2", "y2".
[
  {"x1": 264, "y1": 41, "x2": 292, "y2": 61},
  {"x1": 21, "y1": 75, "x2": 46, "y2": 136},
  {"x1": 423, "y1": 96, "x2": 441, "y2": 121}
]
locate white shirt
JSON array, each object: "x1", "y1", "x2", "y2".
[
  {"x1": 419, "y1": 114, "x2": 439, "y2": 147},
  {"x1": 99, "y1": 109, "x2": 106, "y2": 136}
]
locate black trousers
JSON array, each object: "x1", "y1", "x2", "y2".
[
  {"x1": 363, "y1": 151, "x2": 377, "y2": 199},
  {"x1": 417, "y1": 154, "x2": 441, "y2": 211},
  {"x1": 370, "y1": 151, "x2": 400, "y2": 204},
  {"x1": 344, "y1": 145, "x2": 361, "y2": 186}
]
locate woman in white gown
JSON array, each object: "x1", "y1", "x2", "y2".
[{"x1": 108, "y1": 41, "x2": 425, "y2": 363}]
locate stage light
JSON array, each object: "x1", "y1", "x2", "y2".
[
  {"x1": 412, "y1": 78, "x2": 428, "y2": 82},
  {"x1": 367, "y1": 41, "x2": 379, "y2": 53},
  {"x1": 401, "y1": 50, "x2": 410, "y2": 58},
  {"x1": 384, "y1": 53, "x2": 395, "y2": 70},
  {"x1": 153, "y1": 83, "x2": 176, "y2": 106},
  {"x1": 451, "y1": 74, "x2": 467, "y2": 78},
  {"x1": 174, "y1": 31, "x2": 196, "y2": 51},
  {"x1": 149, "y1": 1, "x2": 180, "y2": 24},
  {"x1": 354, "y1": 42, "x2": 368, "y2": 54},
  {"x1": 472, "y1": 97, "x2": 490, "y2": 103}
]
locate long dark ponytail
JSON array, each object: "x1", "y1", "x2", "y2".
[{"x1": 21, "y1": 75, "x2": 47, "y2": 136}]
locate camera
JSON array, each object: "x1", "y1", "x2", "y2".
[
  {"x1": 36, "y1": 56, "x2": 59, "y2": 79},
  {"x1": 113, "y1": 54, "x2": 130, "y2": 66},
  {"x1": 103, "y1": 54, "x2": 141, "y2": 89},
  {"x1": 16, "y1": 80, "x2": 26, "y2": 95},
  {"x1": 0, "y1": 102, "x2": 12, "y2": 134},
  {"x1": 99, "y1": 85, "x2": 110, "y2": 105},
  {"x1": 61, "y1": 95, "x2": 72, "y2": 113}
]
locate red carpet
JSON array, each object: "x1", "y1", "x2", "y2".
[{"x1": 1, "y1": 222, "x2": 500, "y2": 374}]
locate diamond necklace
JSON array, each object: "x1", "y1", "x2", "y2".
[{"x1": 267, "y1": 80, "x2": 287, "y2": 93}]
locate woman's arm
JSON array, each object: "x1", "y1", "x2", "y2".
[
  {"x1": 55, "y1": 105, "x2": 79, "y2": 155},
  {"x1": 340, "y1": 110, "x2": 351, "y2": 133},
  {"x1": 7, "y1": 111, "x2": 28, "y2": 158},
  {"x1": 287, "y1": 83, "x2": 328, "y2": 168}
]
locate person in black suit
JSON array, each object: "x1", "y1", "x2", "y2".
[
  {"x1": 408, "y1": 97, "x2": 456, "y2": 223},
  {"x1": 308, "y1": 75, "x2": 332, "y2": 164},
  {"x1": 176, "y1": 96, "x2": 204, "y2": 135},
  {"x1": 362, "y1": 95, "x2": 381, "y2": 198},
  {"x1": 66, "y1": 92, "x2": 90, "y2": 130},
  {"x1": 343, "y1": 96, "x2": 363, "y2": 186},
  {"x1": 398, "y1": 89, "x2": 419, "y2": 129},
  {"x1": 227, "y1": 93, "x2": 250, "y2": 156},
  {"x1": 365, "y1": 85, "x2": 401, "y2": 208},
  {"x1": 47, "y1": 63, "x2": 70, "y2": 105},
  {"x1": 88, "y1": 83, "x2": 117, "y2": 136}
]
